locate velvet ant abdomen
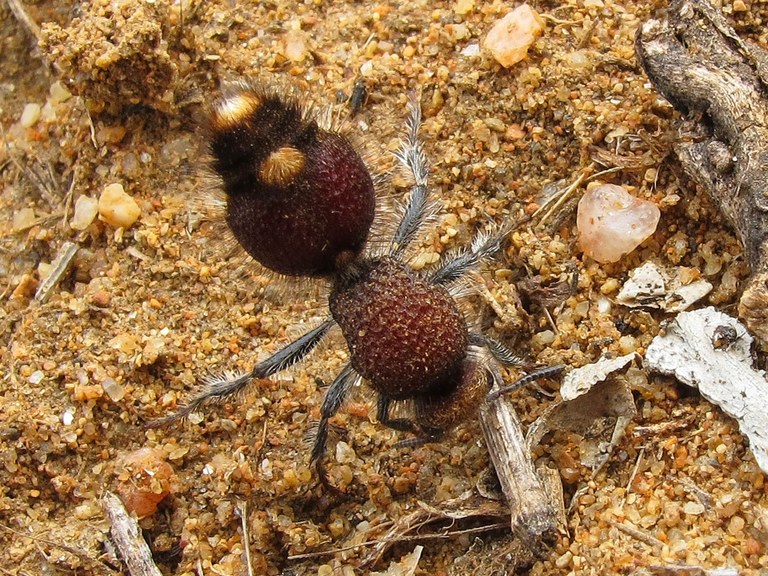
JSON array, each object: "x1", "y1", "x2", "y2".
[{"x1": 208, "y1": 85, "x2": 376, "y2": 277}]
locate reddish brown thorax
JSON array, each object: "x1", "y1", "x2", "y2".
[{"x1": 329, "y1": 258, "x2": 469, "y2": 399}]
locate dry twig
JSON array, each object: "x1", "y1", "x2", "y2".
[
  {"x1": 4, "y1": 0, "x2": 42, "y2": 42},
  {"x1": 608, "y1": 519, "x2": 665, "y2": 549},
  {"x1": 102, "y1": 491, "x2": 163, "y2": 576},
  {"x1": 236, "y1": 501, "x2": 255, "y2": 576},
  {"x1": 480, "y1": 384, "x2": 558, "y2": 550}
]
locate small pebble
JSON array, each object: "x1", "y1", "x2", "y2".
[
  {"x1": 683, "y1": 501, "x2": 705, "y2": 515},
  {"x1": 618, "y1": 335, "x2": 637, "y2": 354},
  {"x1": 74, "y1": 384, "x2": 104, "y2": 400},
  {"x1": 168, "y1": 446, "x2": 189, "y2": 460},
  {"x1": 74, "y1": 500, "x2": 102, "y2": 520},
  {"x1": 335, "y1": 441, "x2": 357, "y2": 464},
  {"x1": 531, "y1": 329, "x2": 556, "y2": 349},
  {"x1": 555, "y1": 550, "x2": 573, "y2": 568},
  {"x1": 360, "y1": 60, "x2": 374, "y2": 76},
  {"x1": 732, "y1": 0, "x2": 748, "y2": 11},
  {"x1": 20, "y1": 103, "x2": 41, "y2": 128},
  {"x1": 12, "y1": 207, "x2": 35, "y2": 231},
  {"x1": 10, "y1": 274, "x2": 37, "y2": 301},
  {"x1": 142, "y1": 337, "x2": 164, "y2": 365},
  {"x1": 577, "y1": 184, "x2": 660, "y2": 263},
  {"x1": 102, "y1": 378, "x2": 125, "y2": 401},
  {"x1": 98, "y1": 125, "x2": 127, "y2": 144},
  {"x1": 454, "y1": 0, "x2": 474, "y2": 15},
  {"x1": 483, "y1": 4, "x2": 544, "y2": 67},
  {"x1": 115, "y1": 447, "x2": 176, "y2": 518},
  {"x1": 327, "y1": 517, "x2": 346, "y2": 538},
  {"x1": 71, "y1": 195, "x2": 99, "y2": 230},
  {"x1": 98, "y1": 183, "x2": 141, "y2": 229},
  {"x1": 564, "y1": 50, "x2": 593, "y2": 70},
  {"x1": 728, "y1": 515, "x2": 745, "y2": 535},
  {"x1": 49, "y1": 81, "x2": 72, "y2": 103},
  {"x1": 461, "y1": 43, "x2": 481, "y2": 57},
  {"x1": 283, "y1": 29, "x2": 308, "y2": 62},
  {"x1": 90, "y1": 289, "x2": 112, "y2": 307},
  {"x1": 600, "y1": 278, "x2": 620, "y2": 295},
  {"x1": 410, "y1": 251, "x2": 439, "y2": 271},
  {"x1": 62, "y1": 407, "x2": 75, "y2": 426}
]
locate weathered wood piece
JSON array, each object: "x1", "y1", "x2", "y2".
[
  {"x1": 480, "y1": 384, "x2": 558, "y2": 550},
  {"x1": 635, "y1": 0, "x2": 768, "y2": 346},
  {"x1": 102, "y1": 492, "x2": 163, "y2": 576}
]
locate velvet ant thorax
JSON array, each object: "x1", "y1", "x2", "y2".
[
  {"x1": 207, "y1": 83, "x2": 376, "y2": 277},
  {"x1": 329, "y1": 257, "x2": 469, "y2": 399}
]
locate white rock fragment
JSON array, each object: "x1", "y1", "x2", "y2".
[
  {"x1": 645, "y1": 307, "x2": 768, "y2": 475},
  {"x1": 335, "y1": 441, "x2": 357, "y2": 464},
  {"x1": 62, "y1": 407, "x2": 75, "y2": 426},
  {"x1": 282, "y1": 29, "x2": 308, "y2": 62},
  {"x1": 560, "y1": 353, "x2": 636, "y2": 401},
  {"x1": 683, "y1": 501, "x2": 706, "y2": 515},
  {"x1": 102, "y1": 378, "x2": 126, "y2": 402},
  {"x1": 371, "y1": 545, "x2": 423, "y2": 576},
  {"x1": 461, "y1": 43, "x2": 481, "y2": 57},
  {"x1": 577, "y1": 184, "x2": 660, "y2": 263},
  {"x1": 98, "y1": 183, "x2": 141, "y2": 229},
  {"x1": 49, "y1": 81, "x2": 72, "y2": 103},
  {"x1": 616, "y1": 261, "x2": 712, "y2": 312},
  {"x1": 360, "y1": 60, "x2": 374, "y2": 77},
  {"x1": 527, "y1": 355, "x2": 636, "y2": 474},
  {"x1": 259, "y1": 458, "x2": 273, "y2": 480},
  {"x1": 12, "y1": 207, "x2": 36, "y2": 231},
  {"x1": 71, "y1": 195, "x2": 99, "y2": 230},
  {"x1": 20, "y1": 103, "x2": 42, "y2": 128},
  {"x1": 483, "y1": 4, "x2": 544, "y2": 67}
]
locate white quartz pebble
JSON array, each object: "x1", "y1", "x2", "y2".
[
  {"x1": 577, "y1": 184, "x2": 660, "y2": 263},
  {"x1": 98, "y1": 183, "x2": 141, "y2": 229},
  {"x1": 71, "y1": 195, "x2": 99, "y2": 230},
  {"x1": 20, "y1": 103, "x2": 41, "y2": 128},
  {"x1": 483, "y1": 4, "x2": 544, "y2": 67}
]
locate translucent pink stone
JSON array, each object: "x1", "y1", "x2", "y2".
[
  {"x1": 483, "y1": 4, "x2": 545, "y2": 68},
  {"x1": 577, "y1": 184, "x2": 660, "y2": 263}
]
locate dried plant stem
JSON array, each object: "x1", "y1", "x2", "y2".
[
  {"x1": 5, "y1": 0, "x2": 42, "y2": 42},
  {"x1": 102, "y1": 492, "x2": 162, "y2": 576},
  {"x1": 479, "y1": 388, "x2": 557, "y2": 550}
]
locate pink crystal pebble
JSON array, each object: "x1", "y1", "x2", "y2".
[
  {"x1": 577, "y1": 184, "x2": 661, "y2": 263},
  {"x1": 483, "y1": 4, "x2": 545, "y2": 68}
]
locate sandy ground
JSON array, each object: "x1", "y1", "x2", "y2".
[{"x1": 2, "y1": 0, "x2": 768, "y2": 574}]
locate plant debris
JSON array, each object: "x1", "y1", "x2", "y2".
[
  {"x1": 645, "y1": 307, "x2": 768, "y2": 475},
  {"x1": 616, "y1": 261, "x2": 713, "y2": 312}
]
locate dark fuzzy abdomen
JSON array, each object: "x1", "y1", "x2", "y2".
[
  {"x1": 416, "y1": 356, "x2": 489, "y2": 434},
  {"x1": 209, "y1": 87, "x2": 376, "y2": 277},
  {"x1": 224, "y1": 132, "x2": 375, "y2": 276}
]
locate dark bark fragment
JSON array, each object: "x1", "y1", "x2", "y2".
[{"x1": 635, "y1": 0, "x2": 768, "y2": 346}]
